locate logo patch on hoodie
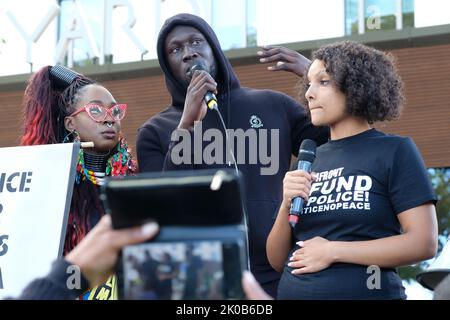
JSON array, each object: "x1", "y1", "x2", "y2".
[{"x1": 250, "y1": 115, "x2": 263, "y2": 128}]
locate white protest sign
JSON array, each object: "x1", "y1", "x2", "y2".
[{"x1": 0, "y1": 143, "x2": 79, "y2": 299}]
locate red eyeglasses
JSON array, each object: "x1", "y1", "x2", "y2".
[{"x1": 70, "y1": 104, "x2": 127, "y2": 122}]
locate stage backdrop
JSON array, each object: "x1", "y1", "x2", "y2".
[{"x1": 0, "y1": 143, "x2": 79, "y2": 299}]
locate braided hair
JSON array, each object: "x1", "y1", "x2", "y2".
[
  {"x1": 20, "y1": 66, "x2": 120, "y2": 255},
  {"x1": 21, "y1": 66, "x2": 94, "y2": 145}
]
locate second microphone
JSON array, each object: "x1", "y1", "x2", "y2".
[{"x1": 289, "y1": 139, "x2": 317, "y2": 228}]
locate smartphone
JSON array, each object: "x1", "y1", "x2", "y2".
[
  {"x1": 119, "y1": 226, "x2": 247, "y2": 300},
  {"x1": 101, "y1": 170, "x2": 249, "y2": 300}
]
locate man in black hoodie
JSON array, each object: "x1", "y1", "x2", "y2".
[{"x1": 136, "y1": 13, "x2": 328, "y2": 297}]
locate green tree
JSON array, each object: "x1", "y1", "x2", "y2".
[{"x1": 399, "y1": 168, "x2": 450, "y2": 280}]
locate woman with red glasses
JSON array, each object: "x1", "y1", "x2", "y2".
[{"x1": 20, "y1": 65, "x2": 137, "y2": 300}]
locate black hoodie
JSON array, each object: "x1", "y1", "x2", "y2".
[{"x1": 137, "y1": 13, "x2": 328, "y2": 292}]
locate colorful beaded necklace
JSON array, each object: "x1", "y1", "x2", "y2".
[{"x1": 76, "y1": 137, "x2": 136, "y2": 185}]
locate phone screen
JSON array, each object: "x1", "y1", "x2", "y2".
[{"x1": 122, "y1": 240, "x2": 244, "y2": 300}]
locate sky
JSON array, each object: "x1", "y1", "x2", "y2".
[{"x1": 1, "y1": 0, "x2": 450, "y2": 77}]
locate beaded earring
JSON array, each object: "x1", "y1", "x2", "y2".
[
  {"x1": 73, "y1": 130, "x2": 80, "y2": 143},
  {"x1": 63, "y1": 130, "x2": 80, "y2": 143}
]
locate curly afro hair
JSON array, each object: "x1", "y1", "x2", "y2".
[{"x1": 299, "y1": 41, "x2": 405, "y2": 124}]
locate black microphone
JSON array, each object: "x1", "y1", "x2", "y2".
[
  {"x1": 187, "y1": 62, "x2": 238, "y2": 176},
  {"x1": 289, "y1": 139, "x2": 317, "y2": 228},
  {"x1": 187, "y1": 62, "x2": 218, "y2": 110}
]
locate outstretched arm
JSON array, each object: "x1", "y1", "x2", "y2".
[
  {"x1": 66, "y1": 215, "x2": 159, "y2": 288},
  {"x1": 18, "y1": 215, "x2": 159, "y2": 299}
]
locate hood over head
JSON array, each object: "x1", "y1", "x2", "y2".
[{"x1": 157, "y1": 13, "x2": 240, "y2": 107}]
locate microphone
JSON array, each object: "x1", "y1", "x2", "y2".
[
  {"x1": 187, "y1": 62, "x2": 218, "y2": 110},
  {"x1": 187, "y1": 62, "x2": 238, "y2": 176},
  {"x1": 289, "y1": 139, "x2": 317, "y2": 228}
]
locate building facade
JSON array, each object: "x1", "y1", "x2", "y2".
[
  {"x1": 1, "y1": 0, "x2": 449, "y2": 169},
  {"x1": 1, "y1": 24, "x2": 449, "y2": 169}
]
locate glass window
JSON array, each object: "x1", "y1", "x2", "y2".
[
  {"x1": 246, "y1": 0, "x2": 257, "y2": 47},
  {"x1": 58, "y1": 0, "x2": 255, "y2": 67},
  {"x1": 345, "y1": 0, "x2": 414, "y2": 35},
  {"x1": 211, "y1": 0, "x2": 246, "y2": 50},
  {"x1": 365, "y1": 0, "x2": 397, "y2": 32},
  {"x1": 345, "y1": 0, "x2": 359, "y2": 35},
  {"x1": 58, "y1": 0, "x2": 157, "y2": 67},
  {"x1": 256, "y1": 0, "x2": 345, "y2": 45},
  {"x1": 402, "y1": 0, "x2": 415, "y2": 28},
  {"x1": 58, "y1": 0, "x2": 103, "y2": 67}
]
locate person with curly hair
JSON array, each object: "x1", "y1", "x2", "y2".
[
  {"x1": 20, "y1": 65, "x2": 137, "y2": 300},
  {"x1": 266, "y1": 41, "x2": 438, "y2": 299}
]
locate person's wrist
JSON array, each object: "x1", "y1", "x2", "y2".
[
  {"x1": 49, "y1": 259, "x2": 90, "y2": 295},
  {"x1": 281, "y1": 199, "x2": 291, "y2": 211},
  {"x1": 177, "y1": 122, "x2": 189, "y2": 130},
  {"x1": 328, "y1": 241, "x2": 339, "y2": 264},
  {"x1": 177, "y1": 119, "x2": 193, "y2": 130},
  {"x1": 296, "y1": 57, "x2": 311, "y2": 77},
  {"x1": 64, "y1": 256, "x2": 94, "y2": 289},
  {"x1": 65, "y1": 251, "x2": 82, "y2": 270}
]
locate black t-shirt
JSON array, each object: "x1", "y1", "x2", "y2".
[{"x1": 278, "y1": 129, "x2": 437, "y2": 299}]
